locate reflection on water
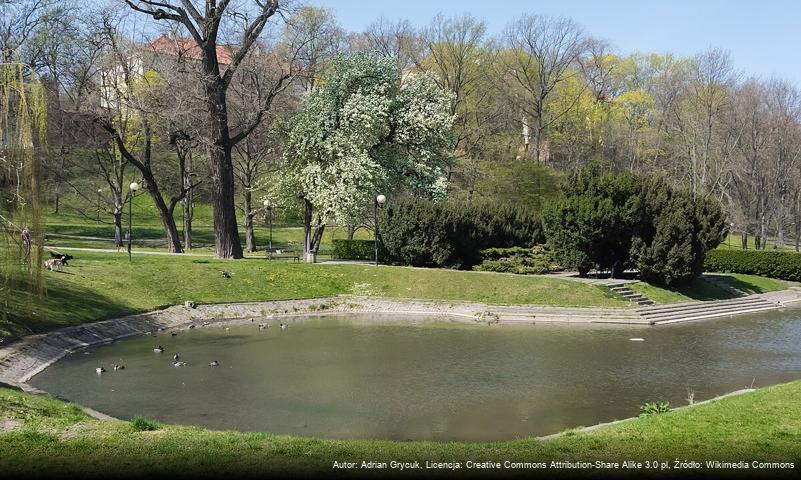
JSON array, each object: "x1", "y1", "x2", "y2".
[{"x1": 31, "y1": 309, "x2": 801, "y2": 441}]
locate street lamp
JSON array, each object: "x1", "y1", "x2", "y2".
[
  {"x1": 729, "y1": 223, "x2": 734, "y2": 249},
  {"x1": 96, "y1": 188, "x2": 103, "y2": 222},
  {"x1": 263, "y1": 199, "x2": 273, "y2": 259},
  {"x1": 374, "y1": 194, "x2": 386, "y2": 266},
  {"x1": 128, "y1": 182, "x2": 140, "y2": 263}
]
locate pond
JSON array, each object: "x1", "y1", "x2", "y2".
[{"x1": 31, "y1": 310, "x2": 801, "y2": 441}]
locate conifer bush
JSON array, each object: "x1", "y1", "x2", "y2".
[{"x1": 378, "y1": 198, "x2": 543, "y2": 269}]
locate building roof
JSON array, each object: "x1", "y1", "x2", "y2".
[{"x1": 145, "y1": 34, "x2": 234, "y2": 65}]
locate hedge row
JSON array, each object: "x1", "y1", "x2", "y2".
[
  {"x1": 704, "y1": 249, "x2": 801, "y2": 281},
  {"x1": 331, "y1": 239, "x2": 377, "y2": 260}
]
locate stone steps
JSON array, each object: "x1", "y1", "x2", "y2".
[
  {"x1": 607, "y1": 283, "x2": 654, "y2": 306},
  {"x1": 637, "y1": 296, "x2": 777, "y2": 324}
]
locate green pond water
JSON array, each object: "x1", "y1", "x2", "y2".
[{"x1": 31, "y1": 310, "x2": 801, "y2": 441}]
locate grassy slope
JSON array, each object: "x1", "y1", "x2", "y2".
[
  {"x1": 1, "y1": 251, "x2": 625, "y2": 338},
  {"x1": 1, "y1": 381, "x2": 800, "y2": 476},
  {"x1": 629, "y1": 274, "x2": 789, "y2": 305}
]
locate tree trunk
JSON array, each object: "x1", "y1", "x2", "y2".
[
  {"x1": 243, "y1": 188, "x2": 256, "y2": 253},
  {"x1": 113, "y1": 210, "x2": 123, "y2": 247},
  {"x1": 611, "y1": 260, "x2": 624, "y2": 279},
  {"x1": 302, "y1": 198, "x2": 325, "y2": 262},
  {"x1": 346, "y1": 225, "x2": 356, "y2": 242},
  {"x1": 205, "y1": 79, "x2": 243, "y2": 259},
  {"x1": 141, "y1": 170, "x2": 183, "y2": 254},
  {"x1": 183, "y1": 197, "x2": 193, "y2": 251},
  {"x1": 311, "y1": 224, "x2": 325, "y2": 255},
  {"x1": 182, "y1": 149, "x2": 194, "y2": 251},
  {"x1": 54, "y1": 194, "x2": 59, "y2": 214},
  {"x1": 741, "y1": 232, "x2": 748, "y2": 250}
]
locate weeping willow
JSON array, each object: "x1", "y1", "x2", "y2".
[{"x1": 0, "y1": 62, "x2": 47, "y2": 336}]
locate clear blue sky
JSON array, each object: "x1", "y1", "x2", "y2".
[{"x1": 312, "y1": 0, "x2": 800, "y2": 84}]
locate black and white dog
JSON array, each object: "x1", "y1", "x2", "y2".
[{"x1": 49, "y1": 252, "x2": 75, "y2": 266}]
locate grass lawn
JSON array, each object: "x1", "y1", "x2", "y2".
[
  {"x1": 0, "y1": 251, "x2": 627, "y2": 338},
  {"x1": 629, "y1": 274, "x2": 790, "y2": 304},
  {"x1": 1, "y1": 380, "x2": 800, "y2": 476},
  {"x1": 44, "y1": 195, "x2": 373, "y2": 255},
  {"x1": 716, "y1": 233, "x2": 799, "y2": 252},
  {"x1": 44, "y1": 222, "x2": 372, "y2": 256}
]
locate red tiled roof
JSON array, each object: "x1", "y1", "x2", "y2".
[{"x1": 145, "y1": 34, "x2": 234, "y2": 65}]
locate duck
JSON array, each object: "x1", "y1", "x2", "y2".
[
  {"x1": 188, "y1": 324, "x2": 196, "y2": 329},
  {"x1": 258, "y1": 324, "x2": 267, "y2": 330},
  {"x1": 113, "y1": 364, "x2": 125, "y2": 371},
  {"x1": 201, "y1": 322, "x2": 210, "y2": 327},
  {"x1": 280, "y1": 323, "x2": 288, "y2": 330},
  {"x1": 224, "y1": 327, "x2": 230, "y2": 331},
  {"x1": 173, "y1": 361, "x2": 187, "y2": 367},
  {"x1": 173, "y1": 353, "x2": 181, "y2": 361},
  {"x1": 209, "y1": 360, "x2": 220, "y2": 367},
  {"x1": 153, "y1": 345, "x2": 164, "y2": 353},
  {"x1": 96, "y1": 367, "x2": 106, "y2": 374},
  {"x1": 171, "y1": 332, "x2": 178, "y2": 337}
]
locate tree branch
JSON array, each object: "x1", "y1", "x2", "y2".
[
  {"x1": 221, "y1": 0, "x2": 279, "y2": 86},
  {"x1": 125, "y1": 1, "x2": 204, "y2": 46}
]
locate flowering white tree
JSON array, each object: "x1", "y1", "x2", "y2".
[{"x1": 275, "y1": 52, "x2": 455, "y2": 261}]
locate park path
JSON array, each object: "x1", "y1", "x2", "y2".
[{"x1": 47, "y1": 246, "x2": 214, "y2": 257}]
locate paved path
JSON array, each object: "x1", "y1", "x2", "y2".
[
  {"x1": 48, "y1": 246, "x2": 216, "y2": 257},
  {"x1": 543, "y1": 271, "x2": 640, "y2": 285}
]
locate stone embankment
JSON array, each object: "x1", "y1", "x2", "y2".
[{"x1": 2, "y1": 290, "x2": 801, "y2": 388}]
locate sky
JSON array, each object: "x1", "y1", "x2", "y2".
[{"x1": 311, "y1": 0, "x2": 801, "y2": 84}]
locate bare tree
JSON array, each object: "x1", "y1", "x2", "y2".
[
  {"x1": 670, "y1": 48, "x2": 739, "y2": 197},
  {"x1": 729, "y1": 79, "x2": 770, "y2": 250},
  {"x1": 93, "y1": 16, "x2": 186, "y2": 252},
  {"x1": 499, "y1": 13, "x2": 587, "y2": 163},
  {"x1": 765, "y1": 78, "x2": 801, "y2": 249},
  {"x1": 124, "y1": 0, "x2": 285, "y2": 258},
  {"x1": 286, "y1": 6, "x2": 343, "y2": 92},
  {"x1": 0, "y1": 0, "x2": 69, "y2": 64},
  {"x1": 361, "y1": 16, "x2": 420, "y2": 75},
  {"x1": 419, "y1": 13, "x2": 487, "y2": 154}
]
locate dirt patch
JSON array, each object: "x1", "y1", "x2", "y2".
[
  {"x1": 1, "y1": 416, "x2": 21, "y2": 432},
  {"x1": 58, "y1": 423, "x2": 85, "y2": 440}
]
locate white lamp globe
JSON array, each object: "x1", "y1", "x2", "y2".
[
  {"x1": 376, "y1": 194, "x2": 386, "y2": 206},
  {"x1": 130, "y1": 182, "x2": 140, "y2": 192}
]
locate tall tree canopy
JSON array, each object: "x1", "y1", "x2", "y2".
[{"x1": 275, "y1": 52, "x2": 455, "y2": 259}]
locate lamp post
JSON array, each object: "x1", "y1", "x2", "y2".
[
  {"x1": 127, "y1": 182, "x2": 139, "y2": 263},
  {"x1": 263, "y1": 199, "x2": 273, "y2": 258},
  {"x1": 96, "y1": 188, "x2": 103, "y2": 222},
  {"x1": 729, "y1": 223, "x2": 734, "y2": 249},
  {"x1": 374, "y1": 194, "x2": 386, "y2": 266}
]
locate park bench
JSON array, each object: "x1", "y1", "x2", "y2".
[{"x1": 266, "y1": 248, "x2": 300, "y2": 263}]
